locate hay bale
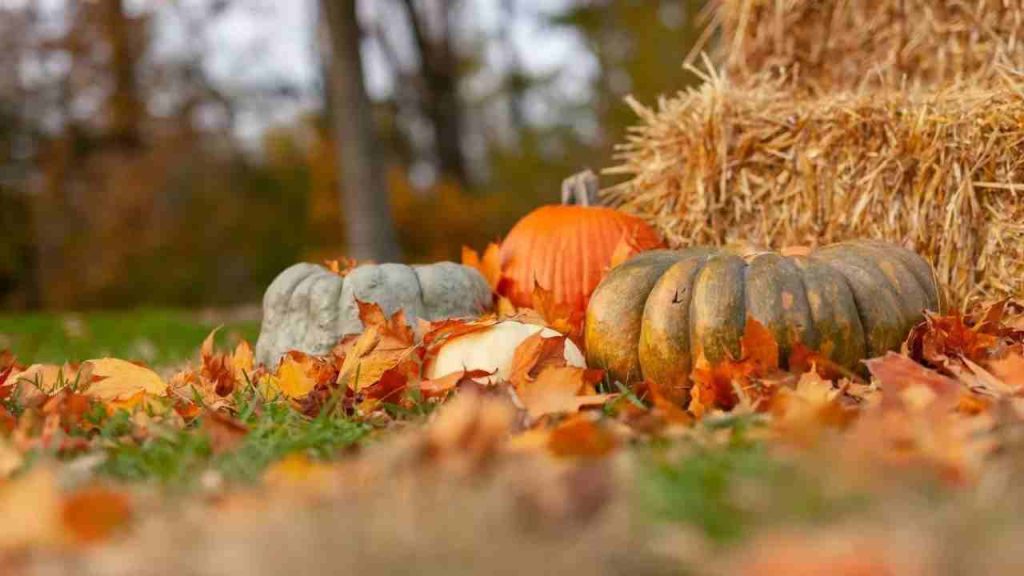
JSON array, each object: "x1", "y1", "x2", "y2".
[
  {"x1": 603, "y1": 77, "x2": 1024, "y2": 305},
  {"x1": 703, "y1": 0, "x2": 1024, "y2": 93}
]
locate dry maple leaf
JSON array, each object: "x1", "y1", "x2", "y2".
[
  {"x1": 420, "y1": 317, "x2": 500, "y2": 365},
  {"x1": 336, "y1": 301, "x2": 418, "y2": 399},
  {"x1": 770, "y1": 371, "x2": 858, "y2": 444},
  {"x1": 0, "y1": 466, "x2": 62, "y2": 551},
  {"x1": 547, "y1": 414, "x2": 618, "y2": 458},
  {"x1": 421, "y1": 389, "x2": 518, "y2": 470},
  {"x1": 420, "y1": 368, "x2": 496, "y2": 398},
  {"x1": 906, "y1": 310, "x2": 1004, "y2": 373},
  {"x1": 275, "y1": 354, "x2": 318, "y2": 400},
  {"x1": 864, "y1": 352, "x2": 960, "y2": 414},
  {"x1": 201, "y1": 410, "x2": 249, "y2": 454},
  {"x1": 461, "y1": 242, "x2": 505, "y2": 293},
  {"x1": 82, "y1": 358, "x2": 167, "y2": 404},
  {"x1": 61, "y1": 485, "x2": 133, "y2": 545},
  {"x1": 324, "y1": 257, "x2": 361, "y2": 277},
  {"x1": 515, "y1": 366, "x2": 609, "y2": 420},
  {"x1": 530, "y1": 282, "x2": 585, "y2": 344},
  {"x1": 509, "y1": 332, "x2": 573, "y2": 385},
  {"x1": 688, "y1": 318, "x2": 781, "y2": 417},
  {"x1": 198, "y1": 328, "x2": 239, "y2": 397},
  {"x1": 989, "y1": 351, "x2": 1024, "y2": 391}
]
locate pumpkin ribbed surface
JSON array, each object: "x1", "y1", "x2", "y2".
[
  {"x1": 499, "y1": 205, "x2": 663, "y2": 312},
  {"x1": 585, "y1": 240, "x2": 942, "y2": 395}
]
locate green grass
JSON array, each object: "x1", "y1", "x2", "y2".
[
  {"x1": 639, "y1": 419, "x2": 867, "y2": 544},
  {"x1": 0, "y1": 308, "x2": 260, "y2": 366},
  {"x1": 96, "y1": 398, "x2": 369, "y2": 486}
]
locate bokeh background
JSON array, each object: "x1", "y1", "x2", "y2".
[{"x1": 0, "y1": 0, "x2": 704, "y2": 312}]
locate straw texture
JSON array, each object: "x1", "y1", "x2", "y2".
[
  {"x1": 705, "y1": 0, "x2": 1024, "y2": 93},
  {"x1": 604, "y1": 74, "x2": 1024, "y2": 305}
]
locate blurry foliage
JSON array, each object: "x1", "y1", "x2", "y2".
[{"x1": 0, "y1": 0, "x2": 703, "y2": 309}]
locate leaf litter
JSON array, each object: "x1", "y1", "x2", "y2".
[{"x1": 0, "y1": 299, "x2": 1024, "y2": 574}]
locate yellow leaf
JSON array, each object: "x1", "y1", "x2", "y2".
[
  {"x1": 83, "y1": 358, "x2": 167, "y2": 402},
  {"x1": 0, "y1": 466, "x2": 62, "y2": 551},
  {"x1": 232, "y1": 340, "x2": 254, "y2": 379},
  {"x1": 515, "y1": 366, "x2": 611, "y2": 419},
  {"x1": 276, "y1": 356, "x2": 316, "y2": 399}
]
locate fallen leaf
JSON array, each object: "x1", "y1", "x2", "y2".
[
  {"x1": 865, "y1": 353, "x2": 960, "y2": 414},
  {"x1": 420, "y1": 368, "x2": 496, "y2": 398},
  {"x1": 687, "y1": 318, "x2": 782, "y2": 418},
  {"x1": 422, "y1": 390, "x2": 517, "y2": 469},
  {"x1": 83, "y1": 358, "x2": 167, "y2": 403},
  {"x1": 462, "y1": 242, "x2": 505, "y2": 293},
  {"x1": 989, "y1": 351, "x2": 1024, "y2": 391},
  {"x1": 264, "y1": 453, "x2": 338, "y2": 492},
  {"x1": 531, "y1": 282, "x2": 585, "y2": 343},
  {"x1": 201, "y1": 410, "x2": 249, "y2": 454},
  {"x1": 232, "y1": 340, "x2": 255, "y2": 379},
  {"x1": 276, "y1": 355, "x2": 317, "y2": 399},
  {"x1": 61, "y1": 486, "x2": 133, "y2": 545},
  {"x1": 770, "y1": 371, "x2": 856, "y2": 443},
  {"x1": 337, "y1": 301, "x2": 417, "y2": 393},
  {"x1": 515, "y1": 366, "x2": 609, "y2": 419},
  {"x1": 547, "y1": 415, "x2": 618, "y2": 458},
  {"x1": 0, "y1": 466, "x2": 62, "y2": 551},
  {"x1": 324, "y1": 257, "x2": 360, "y2": 277},
  {"x1": 510, "y1": 332, "x2": 573, "y2": 385}
]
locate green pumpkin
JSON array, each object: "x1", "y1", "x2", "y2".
[{"x1": 584, "y1": 240, "x2": 941, "y2": 392}]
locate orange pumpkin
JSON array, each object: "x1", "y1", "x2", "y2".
[{"x1": 499, "y1": 171, "x2": 663, "y2": 313}]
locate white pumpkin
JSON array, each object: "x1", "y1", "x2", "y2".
[{"x1": 425, "y1": 320, "x2": 586, "y2": 384}]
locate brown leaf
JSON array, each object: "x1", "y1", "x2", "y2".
[
  {"x1": 516, "y1": 366, "x2": 609, "y2": 419},
  {"x1": 509, "y1": 332, "x2": 572, "y2": 385},
  {"x1": 741, "y1": 317, "x2": 780, "y2": 373},
  {"x1": 547, "y1": 415, "x2": 618, "y2": 458},
  {"x1": 422, "y1": 390, "x2": 517, "y2": 469},
  {"x1": 201, "y1": 410, "x2": 249, "y2": 454},
  {"x1": 865, "y1": 352, "x2": 960, "y2": 414},
  {"x1": 531, "y1": 282, "x2": 585, "y2": 344},
  {"x1": 687, "y1": 318, "x2": 782, "y2": 418},
  {"x1": 990, "y1": 352, "x2": 1024, "y2": 391},
  {"x1": 324, "y1": 257, "x2": 360, "y2": 277},
  {"x1": 336, "y1": 302, "x2": 418, "y2": 395},
  {"x1": 0, "y1": 466, "x2": 61, "y2": 550},
  {"x1": 770, "y1": 372, "x2": 857, "y2": 444},
  {"x1": 83, "y1": 358, "x2": 167, "y2": 404},
  {"x1": 420, "y1": 368, "x2": 496, "y2": 398},
  {"x1": 61, "y1": 485, "x2": 133, "y2": 545},
  {"x1": 462, "y1": 242, "x2": 504, "y2": 293}
]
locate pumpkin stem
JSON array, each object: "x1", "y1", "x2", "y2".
[{"x1": 561, "y1": 169, "x2": 599, "y2": 207}]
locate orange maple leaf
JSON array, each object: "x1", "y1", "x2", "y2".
[
  {"x1": 509, "y1": 332, "x2": 573, "y2": 385},
  {"x1": 324, "y1": 257, "x2": 361, "y2": 277},
  {"x1": 420, "y1": 368, "x2": 496, "y2": 399},
  {"x1": 687, "y1": 318, "x2": 781, "y2": 417},
  {"x1": 547, "y1": 414, "x2": 618, "y2": 458},
  {"x1": 864, "y1": 352, "x2": 961, "y2": 414},
  {"x1": 516, "y1": 366, "x2": 609, "y2": 419},
  {"x1": 530, "y1": 282, "x2": 585, "y2": 344},
  {"x1": 201, "y1": 410, "x2": 249, "y2": 455},
  {"x1": 61, "y1": 486, "x2": 133, "y2": 545},
  {"x1": 336, "y1": 301, "x2": 418, "y2": 398},
  {"x1": 462, "y1": 242, "x2": 505, "y2": 293}
]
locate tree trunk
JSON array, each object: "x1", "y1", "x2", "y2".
[
  {"x1": 100, "y1": 0, "x2": 142, "y2": 148},
  {"x1": 398, "y1": 0, "x2": 467, "y2": 186},
  {"x1": 320, "y1": 0, "x2": 401, "y2": 262}
]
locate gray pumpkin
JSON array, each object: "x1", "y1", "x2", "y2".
[{"x1": 255, "y1": 261, "x2": 492, "y2": 366}]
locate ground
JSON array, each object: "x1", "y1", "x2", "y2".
[{"x1": 0, "y1": 305, "x2": 1023, "y2": 575}]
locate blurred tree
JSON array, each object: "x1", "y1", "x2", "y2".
[
  {"x1": 320, "y1": 0, "x2": 401, "y2": 262},
  {"x1": 396, "y1": 0, "x2": 468, "y2": 185}
]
